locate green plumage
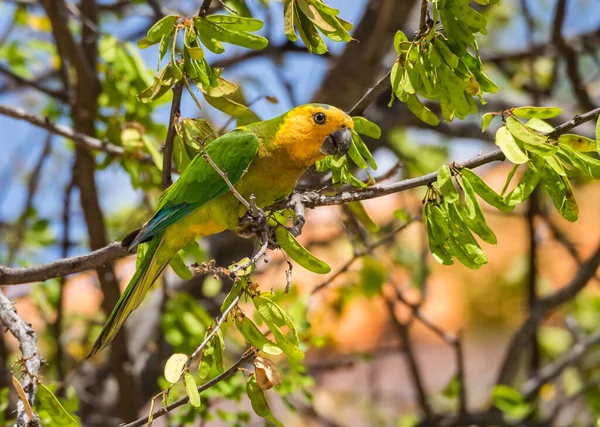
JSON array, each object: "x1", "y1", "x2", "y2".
[
  {"x1": 88, "y1": 103, "x2": 352, "y2": 358},
  {"x1": 89, "y1": 129, "x2": 260, "y2": 356}
]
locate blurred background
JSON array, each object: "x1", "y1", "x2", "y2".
[{"x1": 1, "y1": 0, "x2": 600, "y2": 426}]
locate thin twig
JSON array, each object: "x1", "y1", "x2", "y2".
[
  {"x1": 0, "y1": 64, "x2": 70, "y2": 103},
  {"x1": 198, "y1": 0, "x2": 213, "y2": 17},
  {"x1": 121, "y1": 352, "x2": 253, "y2": 427},
  {"x1": 522, "y1": 328, "x2": 600, "y2": 399},
  {"x1": 551, "y1": 0, "x2": 596, "y2": 110},
  {"x1": 497, "y1": 240, "x2": 600, "y2": 385},
  {"x1": 348, "y1": 70, "x2": 392, "y2": 117},
  {"x1": 7, "y1": 134, "x2": 53, "y2": 265},
  {"x1": 189, "y1": 290, "x2": 242, "y2": 362},
  {"x1": 162, "y1": 81, "x2": 184, "y2": 189},
  {"x1": 384, "y1": 293, "x2": 433, "y2": 418},
  {"x1": 0, "y1": 104, "x2": 153, "y2": 162},
  {"x1": 311, "y1": 218, "x2": 418, "y2": 294},
  {"x1": 202, "y1": 150, "x2": 250, "y2": 210}
]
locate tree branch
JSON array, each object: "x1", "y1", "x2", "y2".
[
  {"x1": 4, "y1": 107, "x2": 600, "y2": 287},
  {"x1": 551, "y1": 0, "x2": 596, "y2": 110},
  {"x1": 0, "y1": 64, "x2": 69, "y2": 103},
  {"x1": 0, "y1": 242, "x2": 130, "y2": 285},
  {"x1": 0, "y1": 104, "x2": 154, "y2": 162},
  {"x1": 0, "y1": 292, "x2": 42, "y2": 426},
  {"x1": 521, "y1": 328, "x2": 600, "y2": 400},
  {"x1": 497, "y1": 240, "x2": 600, "y2": 385},
  {"x1": 122, "y1": 352, "x2": 253, "y2": 427}
]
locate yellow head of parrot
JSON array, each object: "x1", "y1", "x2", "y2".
[{"x1": 275, "y1": 104, "x2": 354, "y2": 167}]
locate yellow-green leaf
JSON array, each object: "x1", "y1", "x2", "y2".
[
  {"x1": 352, "y1": 116, "x2": 381, "y2": 139},
  {"x1": 36, "y1": 384, "x2": 80, "y2": 427},
  {"x1": 512, "y1": 106, "x2": 562, "y2": 120},
  {"x1": 164, "y1": 353, "x2": 188, "y2": 383},
  {"x1": 206, "y1": 14, "x2": 264, "y2": 32},
  {"x1": 275, "y1": 225, "x2": 331, "y2": 274},
  {"x1": 495, "y1": 126, "x2": 528, "y2": 164},
  {"x1": 558, "y1": 134, "x2": 597, "y2": 152},
  {"x1": 184, "y1": 372, "x2": 201, "y2": 408},
  {"x1": 348, "y1": 201, "x2": 379, "y2": 232}
]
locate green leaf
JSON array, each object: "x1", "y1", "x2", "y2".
[
  {"x1": 406, "y1": 94, "x2": 440, "y2": 126},
  {"x1": 347, "y1": 201, "x2": 379, "y2": 233},
  {"x1": 433, "y1": 37, "x2": 459, "y2": 69},
  {"x1": 481, "y1": 113, "x2": 494, "y2": 132},
  {"x1": 204, "y1": 94, "x2": 249, "y2": 116},
  {"x1": 297, "y1": 0, "x2": 336, "y2": 32},
  {"x1": 393, "y1": 30, "x2": 408, "y2": 55},
  {"x1": 221, "y1": 277, "x2": 244, "y2": 312},
  {"x1": 460, "y1": 168, "x2": 513, "y2": 212},
  {"x1": 184, "y1": 372, "x2": 201, "y2": 408},
  {"x1": 195, "y1": 18, "x2": 268, "y2": 50},
  {"x1": 235, "y1": 316, "x2": 283, "y2": 355},
  {"x1": 446, "y1": 203, "x2": 488, "y2": 268},
  {"x1": 36, "y1": 384, "x2": 80, "y2": 427},
  {"x1": 294, "y1": 3, "x2": 328, "y2": 54},
  {"x1": 307, "y1": 0, "x2": 340, "y2": 16},
  {"x1": 253, "y1": 296, "x2": 304, "y2": 360},
  {"x1": 495, "y1": 126, "x2": 529, "y2": 164},
  {"x1": 525, "y1": 117, "x2": 555, "y2": 133},
  {"x1": 283, "y1": 0, "x2": 298, "y2": 41},
  {"x1": 275, "y1": 225, "x2": 331, "y2": 274},
  {"x1": 512, "y1": 106, "x2": 562, "y2": 120},
  {"x1": 505, "y1": 167, "x2": 540, "y2": 207},
  {"x1": 145, "y1": 15, "x2": 177, "y2": 45},
  {"x1": 164, "y1": 353, "x2": 189, "y2": 383},
  {"x1": 539, "y1": 161, "x2": 578, "y2": 222},
  {"x1": 457, "y1": 177, "x2": 497, "y2": 244},
  {"x1": 246, "y1": 376, "x2": 271, "y2": 417},
  {"x1": 360, "y1": 256, "x2": 387, "y2": 296},
  {"x1": 213, "y1": 330, "x2": 225, "y2": 374},
  {"x1": 352, "y1": 116, "x2": 381, "y2": 139},
  {"x1": 424, "y1": 204, "x2": 454, "y2": 266},
  {"x1": 506, "y1": 116, "x2": 556, "y2": 156},
  {"x1": 197, "y1": 344, "x2": 214, "y2": 380},
  {"x1": 169, "y1": 252, "x2": 192, "y2": 280},
  {"x1": 197, "y1": 25, "x2": 226, "y2": 54},
  {"x1": 558, "y1": 134, "x2": 597, "y2": 153},
  {"x1": 437, "y1": 165, "x2": 459, "y2": 203},
  {"x1": 253, "y1": 294, "x2": 299, "y2": 344},
  {"x1": 347, "y1": 141, "x2": 368, "y2": 169},
  {"x1": 351, "y1": 131, "x2": 377, "y2": 169},
  {"x1": 596, "y1": 114, "x2": 600, "y2": 153},
  {"x1": 492, "y1": 385, "x2": 532, "y2": 419},
  {"x1": 206, "y1": 14, "x2": 264, "y2": 32},
  {"x1": 141, "y1": 135, "x2": 163, "y2": 170},
  {"x1": 557, "y1": 143, "x2": 600, "y2": 179}
]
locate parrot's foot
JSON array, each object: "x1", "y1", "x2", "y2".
[
  {"x1": 238, "y1": 208, "x2": 268, "y2": 237},
  {"x1": 287, "y1": 215, "x2": 305, "y2": 237}
]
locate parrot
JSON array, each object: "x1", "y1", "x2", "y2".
[{"x1": 88, "y1": 103, "x2": 353, "y2": 357}]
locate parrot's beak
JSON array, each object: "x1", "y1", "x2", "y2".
[{"x1": 320, "y1": 127, "x2": 352, "y2": 157}]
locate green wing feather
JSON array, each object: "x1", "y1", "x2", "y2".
[
  {"x1": 88, "y1": 129, "x2": 259, "y2": 357},
  {"x1": 129, "y1": 128, "x2": 260, "y2": 247}
]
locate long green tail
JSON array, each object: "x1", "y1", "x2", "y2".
[{"x1": 88, "y1": 235, "x2": 166, "y2": 357}]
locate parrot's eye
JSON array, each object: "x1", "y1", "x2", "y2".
[{"x1": 313, "y1": 112, "x2": 327, "y2": 125}]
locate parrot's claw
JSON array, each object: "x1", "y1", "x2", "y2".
[
  {"x1": 287, "y1": 215, "x2": 305, "y2": 237},
  {"x1": 238, "y1": 208, "x2": 268, "y2": 237}
]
